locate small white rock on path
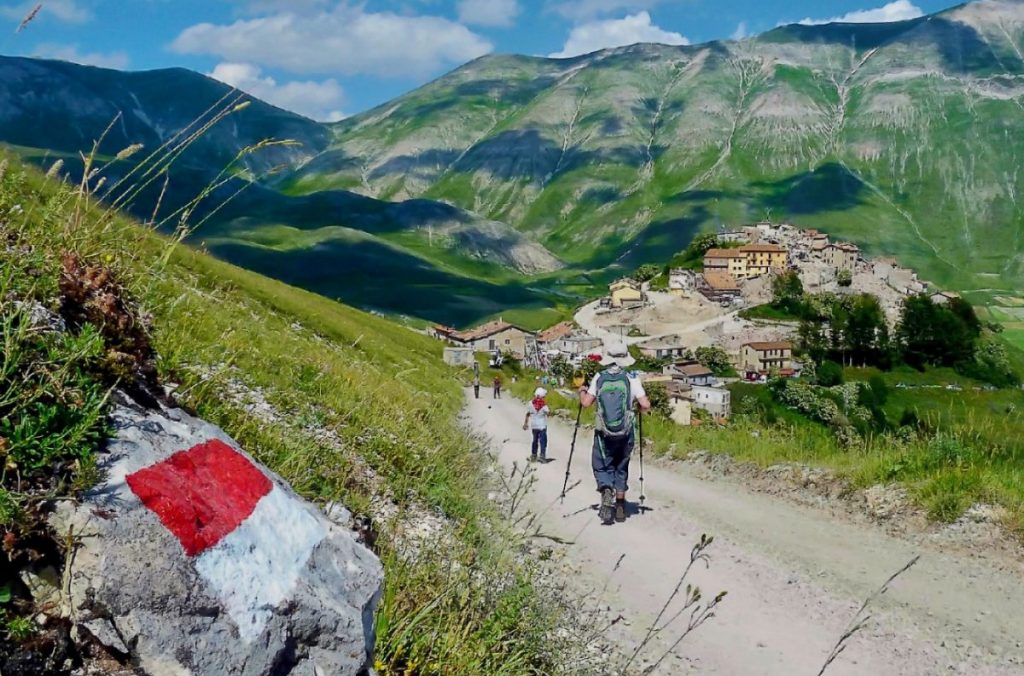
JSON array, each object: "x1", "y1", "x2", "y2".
[{"x1": 464, "y1": 392, "x2": 1024, "y2": 675}]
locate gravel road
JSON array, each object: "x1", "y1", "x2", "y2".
[{"x1": 464, "y1": 392, "x2": 1024, "y2": 675}]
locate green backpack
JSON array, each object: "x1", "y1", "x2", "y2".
[{"x1": 595, "y1": 371, "x2": 632, "y2": 439}]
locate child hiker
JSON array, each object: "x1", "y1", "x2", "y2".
[{"x1": 523, "y1": 387, "x2": 550, "y2": 463}]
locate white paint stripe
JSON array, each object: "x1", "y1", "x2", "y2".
[{"x1": 194, "y1": 486, "x2": 327, "y2": 642}]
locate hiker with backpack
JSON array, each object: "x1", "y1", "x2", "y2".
[
  {"x1": 578, "y1": 342, "x2": 650, "y2": 525},
  {"x1": 523, "y1": 387, "x2": 550, "y2": 463},
  {"x1": 493, "y1": 374, "x2": 503, "y2": 399}
]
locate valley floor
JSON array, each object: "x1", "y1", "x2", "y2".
[{"x1": 464, "y1": 392, "x2": 1024, "y2": 675}]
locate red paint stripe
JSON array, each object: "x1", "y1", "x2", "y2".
[{"x1": 127, "y1": 439, "x2": 272, "y2": 557}]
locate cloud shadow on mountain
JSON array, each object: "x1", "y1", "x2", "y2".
[
  {"x1": 751, "y1": 162, "x2": 867, "y2": 214},
  {"x1": 769, "y1": 16, "x2": 1007, "y2": 75}
]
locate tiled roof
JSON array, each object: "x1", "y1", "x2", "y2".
[
  {"x1": 538, "y1": 321, "x2": 574, "y2": 343},
  {"x1": 456, "y1": 320, "x2": 532, "y2": 341},
  {"x1": 676, "y1": 363, "x2": 714, "y2": 377},
  {"x1": 744, "y1": 341, "x2": 793, "y2": 351},
  {"x1": 739, "y1": 243, "x2": 787, "y2": 253},
  {"x1": 703, "y1": 271, "x2": 740, "y2": 290},
  {"x1": 704, "y1": 248, "x2": 744, "y2": 259}
]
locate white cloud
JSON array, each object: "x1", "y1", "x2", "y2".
[
  {"x1": 172, "y1": 4, "x2": 492, "y2": 79},
  {"x1": 550, "y1": 11, "x2": 689, "y2": 58},
  {"x1": 32, "y1": 43, "x2": 129, "y2": 69},
  {"x1": 548, "y1": 0, "x2": 664, "y2": 22},
  {"x1": 796, "y1": 0, "x2": 923, "y2": 26},
  {"x1": 0, "y1": 0, "x2": 91, "y2": 24},
  {"x1": 209, "y1": 62, "x2": 346, "y2": 121},
  {"x1": 731, "y1": 21, "x2": 748, "y2": 40},
  {"x1": 457, "y1": 0, "x2": 520, "y2": 27}
]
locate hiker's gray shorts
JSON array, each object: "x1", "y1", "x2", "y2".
[{"x1": 592, "y1": 430, "x2": 634, "y2": 492}]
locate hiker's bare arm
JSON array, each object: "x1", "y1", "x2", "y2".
[
  {"x1": 579, "y1": 389, "x2": 596, "y2": 407},
  {"x1": 636, "y1": 396, "x2": 652, "y2": 412},
  {"x1": 523, "y1": 413, "x2": 531, "y2": 429}
]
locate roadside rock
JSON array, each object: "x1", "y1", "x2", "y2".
[
  {"x1": 862, "y1": 484, "x2": 911, "y2": 521},
  {"x1": 53, "y1": 398, "x2": 383, "y2": 676}
]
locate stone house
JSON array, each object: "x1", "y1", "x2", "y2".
[
  {"x1": 453, "y1": 320, "x2": 535, "y2": 357},
  {"x1": 666, "y1": 361, "x2": 716, "y2": 387},
  {"x1": 668, "y1": 269, "x2": 696, "y2": 294},
  {"x1": 699, "y1": 271, "x2": 741, "y2": 301},
  {"x1": 537, "y1": 321, "x2": 574, "y2": 347},
  {"x1": 739, "y1": 341, "x2": 794, "y2": 373},
  {"x1": 637, "y1": 335, "x2": 689, "y2": 360},
  {"x1": 931, "y1": 291, "x2": 961, "y2": 305},
  {"x1": 552, "y1": 333, "x2": 603, "y2": 357},
  {"x1": 825, "y1": 242, "x2": 860, "y2": 272}
]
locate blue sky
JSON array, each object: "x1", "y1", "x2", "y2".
[{"x1": 1, "y1": 0, "x2": 959, "y2": 120}]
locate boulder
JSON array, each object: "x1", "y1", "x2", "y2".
[{"x1": 53, "y1": 399, "x2": 383, "y2": 675}]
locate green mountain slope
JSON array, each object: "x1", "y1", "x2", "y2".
[
  {"x1": 0, "y1": 55, "x2": 566, "y2": 326},
  {"x1": 286, "y1": 0, "x2": 1024, "y2": 293}
]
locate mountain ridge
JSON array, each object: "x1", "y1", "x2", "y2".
[{"x1": 1, "y1": 0, "x2": 1023, "y2": 327}]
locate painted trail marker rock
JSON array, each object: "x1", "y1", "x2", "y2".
[{"x1": 54, "y1": 401, "x2": 383, "y2": 676}]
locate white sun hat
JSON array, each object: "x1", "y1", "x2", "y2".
[
  {"x1": 534, "y1": 387, "x2": 547, "y2": 398},
  {"x1": 600, "y1": 340, "x2": 633, "y2": 367}
]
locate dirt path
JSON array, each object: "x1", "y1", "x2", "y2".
[{"x1": 464, "y1": 392, "x2": 1024, "y2": 675}]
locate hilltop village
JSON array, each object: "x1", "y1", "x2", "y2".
[{"x1": 432, "y1": 222, "x2": 956, "y2": 425}]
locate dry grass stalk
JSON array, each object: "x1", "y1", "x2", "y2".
[
  {"x1": 625, "y1": 533, "x2": 726, "y2": 672},
  {"x1": 16, "y1": 2, "x2": 41, "y2": 33},
  {"x1": 45, "y1": 159, "x2": 63, "y2": 179},
  {"x1": 817, "y1": 555, "x2": 921, "y2": 675}
]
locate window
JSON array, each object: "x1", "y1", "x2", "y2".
[
  {"x1": 505, "y1": 339, "x2": 511, "y2": 345},
  {"x1": 489, "y1": 339, "x2": 496, "y2": 350}
]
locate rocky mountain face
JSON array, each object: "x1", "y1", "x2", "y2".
[
  {"x1": 2, "y1": 0, "x2": 1022, "y2": 324},
  {"x1": 285, "y1": 0, "x2": 1024, "y2": 293}
]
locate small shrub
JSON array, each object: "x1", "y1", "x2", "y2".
[
  {"x1": 817, "y1": 361, "x2": 844, "y2": 387},
  {"x1": 645, "y1": 382, "x2": 672, "y2": 418}
]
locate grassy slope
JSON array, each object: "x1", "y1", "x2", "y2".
[{"x1": 0, "y1": 153, "x2": 565, "y2": 673}]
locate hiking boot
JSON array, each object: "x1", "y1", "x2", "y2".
[
  {"x1": 599, "y1": 488, "x2": 615, "y2": 525},
  {"x1": 615, "y1": 500, "x2": 626, "y2": 523}
]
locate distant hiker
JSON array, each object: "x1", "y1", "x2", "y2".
[
  {"x1": 493, "y1": 374, "x2": 502, "y2": 399},
  {"x1": 579, "y1": 342, "x2": 651, "y2": 525},
  {"x1": 473, "y1": 363, "x2": 481, "y2": 399},
  {"x1": 523, "y1": 387, "x2": 550, "y2": 462}
]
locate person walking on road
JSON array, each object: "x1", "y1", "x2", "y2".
[
  {"x1": 473, "y1": 363, "x2": 481, "y2": 399},
  {"x1": 493, "y1": 374, "x2": 503, "y2": 399},
  {"x1": 579, "y1": 342, "x2": 650, "y2": 525},
  {"x1": 523, "y1": 387, "x2": 550, "y2": 463}
]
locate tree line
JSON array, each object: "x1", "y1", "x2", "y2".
[{"x1": 768, "y1": 271, "x2": 1018, "y2": 387}]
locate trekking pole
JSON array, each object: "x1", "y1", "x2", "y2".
[
  {"x1": 637, "y1": 407, "x2": 647, "y2": 513},
  {"x1": 560, "y1": 402, "x2": 584, "y2": 503}
]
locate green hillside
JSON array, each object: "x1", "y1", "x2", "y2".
[
  {"x1": 288, "y1": 0, "x2": 1024, "y2": 295},
  {"x1": 2, "y1": 1, "x2": 1023, "y2": 328},
  {"x1": 0, "y1": 152, "x2": 572, "y2": 672},
  {"x1": 0, "y1": 56, "x2": 568, "y2": 328}
]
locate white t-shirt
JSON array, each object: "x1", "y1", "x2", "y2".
[
  {"x1": 587, "y1": 369, "x2": 646, "y2": 407},
  {"x1": 527, "y1": 403, "x2": 550, "y2": 430}
]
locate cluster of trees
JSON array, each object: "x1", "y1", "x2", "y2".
[
  {"x1": 627, "y1": 344, "x2": 734, "y2": 375},
  {"x1": 788, "y1": 279, "x2": 1017, "y2": 387}
]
